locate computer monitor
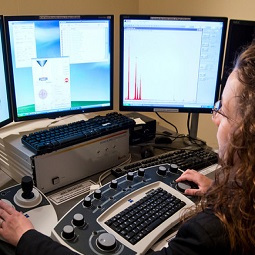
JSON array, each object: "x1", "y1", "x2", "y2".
[
  {"x1": 5, "y1": 15, "x2": 113, "y2": 122},
  {"x1": 222, "y1": 19, "x2": 255, "y2": 87},
  {"x1": 119, "y1": 15, "x2": 227, "y2": 138},
  {"x1": 0, "y1": 15, "x2": 13, "y2": 128}
]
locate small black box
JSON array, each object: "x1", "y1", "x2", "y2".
[{"x1": 125, "y1": 113, "x2": 156, "y2": 144}]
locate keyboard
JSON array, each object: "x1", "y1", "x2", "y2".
[
  {"x1": 105, "y1": 187, "x2": 186, "y2": 245},
  {"x1": 111, "y1": 147, "x2": 218, "y2": 177},
  {"x1": 21, "y1": 112, "x2": 135, "y2": 155},
  {"x1": 51, "y1": 165, "x2": 194, "y2": 255}
]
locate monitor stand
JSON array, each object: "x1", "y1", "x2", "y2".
[{"x1": 185, "y1": 113, "x2": 205, "y2": 146}]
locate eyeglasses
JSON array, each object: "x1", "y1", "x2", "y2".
[{"x1": 212, "y1": 100, "x2": 234, "y2": 121}]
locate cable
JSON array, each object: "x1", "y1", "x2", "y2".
[
  {"x1": 97, "y1": 153, "x2": 132, "y2": 186},
  {"x1": 186, "y1": 113, "x2": 206, "y2": 147},
  {"x1": 155, "y1": 112, "x2": 178, "y2": 134},
  {"x1": 155, "y1": 112, "x2": 205, "y2": 146},
  {"x1": 187, "y1": 113, "x2": 191, "y2": 136},
  {"x1": 46, "y1": 115, "x2": 75, "y2": 128},
  {"x1": 97, "y1": 169, "x2": 112, "y2": 187}
]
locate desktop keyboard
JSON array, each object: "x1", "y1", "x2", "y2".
[
  {"x1": 111, "y1": 147, "x2": 218, "y2": 177},
  {"x1": 21, "y1": 112, "x2": 135, "y2": 155}
]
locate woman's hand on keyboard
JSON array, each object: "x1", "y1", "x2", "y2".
[{"x1": 175, "y1": 169, "x2": 213, "y2": 196}]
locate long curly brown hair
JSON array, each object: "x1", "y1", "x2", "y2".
[{"x1": 202, "y1": 43, "x2": 255, "y2": 254}]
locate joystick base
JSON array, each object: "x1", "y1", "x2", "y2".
[
  {"x1": 0, "y1": 182, "x2": 57, "y2": 237},
  {"x1": 14, "y1": 188, "x2": 42, "y2": 208}
]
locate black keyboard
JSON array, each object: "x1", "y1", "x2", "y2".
[
  {"x1": 21, "y1": 112, "x2": 135, "y2": 155},
  {"x1": 111, "y1": 147, "x2": 218, "y2": 177},
  {"x1": 105, "y1": 187, "x2": 186, "y2": 245}
]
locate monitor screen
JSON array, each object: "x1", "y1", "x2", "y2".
[
  {"x1": 119, "y1": 15, "x2": 227, "y2": 113},
  {"x1": 222, "y1": 19, "x2": 255, "y2": 87},
  {"x1": 0, "y1": 15, "x2": 13, "y2": 128},
  {"x1": 5, "y1": 15, "x2": 113, "y2": 121}
]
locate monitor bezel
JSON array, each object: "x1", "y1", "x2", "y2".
[
  {"x1": 221, "y1": 19, "x2": 255, "y2": 88},
  {"x1": 0, "y1": 15, "x2": 13, "y2": 128},
  {"x1": 4, "y1": 15, "x2": 114, "y2": 122},
  {"x1": 119, "y1": 14, "x2": 228, "y2": 114}
]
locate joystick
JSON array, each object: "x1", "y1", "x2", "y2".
[
  {"x1": 21, "y1": 176, "x2": 34, "y2": 199},
  {"x1": 14, "y1": 176, "x2": 42, "y2": 208}
]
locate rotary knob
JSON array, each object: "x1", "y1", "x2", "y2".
[
  {"x1": 127, "y1": 172, "x2": 134, "y2": 181},
  {"x1": 21, "y1": 176, "x2": 34, "y2": 199},
  {"x1": 83, "y1": 196, "x2": 92, "y2": 207},
  {"x1": 176, "y1": 181, "x2": 199, "y2": 193},
  {"x1": 176, "y1": 181, "x2": 192, "y2": 193},
  {"x1": 94, "y1": 189, "x2": 102, "y2": 199},
  {"x1": 138, "y1": 168, "x2": 145, "y2": 177},
  {"x1": 73, "y1": 213, "x2": 85, "y2": 227},
  {"x1": 62, "y1": 225, "x2": 75, "y2": 240},
  {"x1": 157, "y1": 166, "x2": 167, "y2": 176},
  {"x1": 170, "y1": 164, "x2": 178, "y2": 173},
  {"x1": 110, "y1": 180, "x2": 118, "y2": 189},
  {"x1": 96, "y1": 233, "x2": 117, "y2": 251}
]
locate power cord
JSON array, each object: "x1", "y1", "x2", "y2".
[
  {"x1": 96, "y1": 153, "x2": 132, "y2": 187},
  {"x1": 155, "y1": 112, "x2": 178, "y2": 134}
]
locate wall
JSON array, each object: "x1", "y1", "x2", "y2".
[{"x1": 2, "y1": 0, "x2": 255, "y2": 149}]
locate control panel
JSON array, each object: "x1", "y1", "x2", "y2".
[{"x1": 52, "y1": 164, "x2": 195, "y2": 255}]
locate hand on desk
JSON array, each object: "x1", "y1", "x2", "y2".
[
  {"x1": 176, "y1": 169, "x2": 213, "y2": 196},
  {"x1": 0, "y1": 200, "x2": 34, "y2": 246}
]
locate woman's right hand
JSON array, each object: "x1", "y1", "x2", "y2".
[
  {"x1": 175, "y1": 169, "x2": 213, "y2": 196},
  {"x1": 0, "y1": 200, "x2": 34, "y2": 246}
]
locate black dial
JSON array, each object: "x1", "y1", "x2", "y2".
[
  {"x1": 96, "y1": 233, "x2": 117, "y2": 251},
  {"x1": 176, "y1": 182, "x2": 192, "y2": 193},
  {"x1": 73, "y1": 213, "x2": 85, "y2": 227},
  {"x1": 62, "y1": 225, "x2": 75, "y2": 240},
  {"x1": 157, "y1": 166, "x2": 167, "y2": 176},
  {"x1": 94, "y1": 189, "x2": 102, "y2": 199},
  {"x1": 138, "y1": 168, "x2": 145, "y2": 177},
  {"x1": 83, "y1": 196, "x2": 92, "y2": 207},
  {"x1": 127, "y1": 172, "x2": 134, "y2": 181},
  {"x1": 110, "y1": 180, "x2": 118, "y2": 189},
  {"x1": 169, "y1": 164, "x2": 178, "y2": 173}
]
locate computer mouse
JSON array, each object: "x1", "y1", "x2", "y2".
[
  {"x1": 140, "y1": 146, "x2": 154, "y2": 159},
  {"x1": 155, "y1": 136, "x2": 173, "y2": 144}
]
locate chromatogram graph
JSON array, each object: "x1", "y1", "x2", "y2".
[{"x1": 126, "y1": 46, "x2": 142, "y2": 101}]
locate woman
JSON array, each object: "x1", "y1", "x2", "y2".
[
  {"x1": 161, "y1": 43, "x2": 255, "y2": 254},
  {"x1": 1, "y1": 43, "x2": 255, "y2": 254}
]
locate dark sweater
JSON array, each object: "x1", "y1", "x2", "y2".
[{"x1": 153, "y1": 209, "x2": 232, "y2": 255}]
